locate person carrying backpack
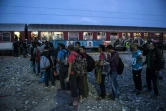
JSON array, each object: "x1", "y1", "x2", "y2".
[
  {"x1": 40, "y1": 46, "x2": 55, "y2": 88},
  {"x1": 79, "y1": 46, "x2": 95, "y2": 98},
  {"x1": 95, "y1": 45, "x2": 108, "y2": 100},
  {"x1": 57, "y1": 43, "x2": 69, "y2": 90},
  {"x1": 33, "y1": 42, "x2": 41, "y2": 76},
  {"x1": 107, "y1": 45, "x2": 120, "y2": 100},
  {"x1": 65, "y1": 45, "x2": 85, "y2": 107}
]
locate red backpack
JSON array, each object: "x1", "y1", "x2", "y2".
[{"x1": 35, "y1": 48, "x2": 40, "y2": 62}]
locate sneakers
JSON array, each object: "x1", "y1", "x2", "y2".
[
  {"x1": 136, "y1": 91, "x2": 143, "y2": 95},
  {"x1": 145, "y1": 89, "x2": 152, "y2": 93},
  {"x1": 51, "y1": 86, "x2": 55, "y2": 88},
  {"x1": 96, "y1": 96, "x2": 105, "y2": 100},
  {"x1": 45, "y1": 86, "x2": 48, "y2": 88}
]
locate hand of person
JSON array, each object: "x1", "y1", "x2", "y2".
[{"x1": 65, "y1": 76, "x2": 69, "y2": 82}]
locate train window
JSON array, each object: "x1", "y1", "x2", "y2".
[
  {"x1": 83, "y1": 32, "x2": 93, "y2": 40},
  {"x1": 97, "y1": 32, "x2": 106, "y2": 40},
  {"x1": 122, "y1": 33, "x2": 130, "y2": 39},
  {"x1": 144, "y1": 33, "x2": 148, "y2": 37},
  {"x1": 52, "y1": 32, "x2": 64, "y2": 40},
  {"x1": 2, "y1": 32, "x2": 11, "y2": 42},
  {"x1": 41, "y1": 32, "x2": 49, "y2": 41},
  {"x1": 134, "y1": 33, "x2": 141, "y2": 37},
  {"x1": 110, "y1": 33, "x2": 119, "y2": 40},
  {"x1": 31, "y1": 32, "x2": 38, "y2": 40},
  {"x1": 68, "y1": 32, "x2": 79, "y2": 40},
  {"x1": 154, "y1": 33, "x2": 160, "y2": 37}
]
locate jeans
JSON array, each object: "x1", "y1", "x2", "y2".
[
  {"x1": 35, "y1": 62, "x2": 40, "y2": 75},
  {"x1": 45, "y1": 67, "x2": 55, "y2": 87},
  {"x1": 40, "y1": 71, "x2": 45, "y2": 82},
  {"x1": 56, "y1": 63, "x2": 60, "y2": 75},
  {"x1": 110, "y1": 72, "x2": 120, "y2": 98}
]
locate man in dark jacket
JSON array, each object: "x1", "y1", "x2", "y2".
[
  {"x1": 144, "y1": 42, "x2": 162, "y2": 96},
  {"x1": 107, "y1": 45, "x2": 120, "y2": 100}
]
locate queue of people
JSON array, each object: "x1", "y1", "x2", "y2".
[{"x1": 27, "y1": 40, "x2": 164, "y2": 107}]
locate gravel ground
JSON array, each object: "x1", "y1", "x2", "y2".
[{"x1": 0, "y1": 53, "x2": 166, "y2": 111}]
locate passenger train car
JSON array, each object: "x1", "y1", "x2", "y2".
[{"x1": 0, "y1": 24, "x2": 166, "y2": 55}]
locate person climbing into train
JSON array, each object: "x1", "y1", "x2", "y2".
[
  {"x1": 13, "y1": 36, "x2": 19, "y2": 57},
  {"x1": 130, "y1": 43, "x2": 143, "y2": 95}
]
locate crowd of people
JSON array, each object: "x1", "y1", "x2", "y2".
[{"x1": 13, "y1": 38, "x2": 165, "y2": 107}]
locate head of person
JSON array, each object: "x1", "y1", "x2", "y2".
[
  {"x1": 148, "y1": 42, "x2": 154, "y2": 50},
  {"x1": 59, "y1": 43, "x2": 65, "y2": 50},
  {"x1": 44, "y1": 45, "x2": 49, "y2": 51},
  {"x1": 131, "y1": 43, "x2": 139, "y2": 52},
  {"x1": 75, "y1": 42, "x2": 80, "y2": 50},
  {"x1": 68, "y1": 45, "x2": 75, "y2": 52},
  {"x1": 107, "y1": 45, "x2": 114, "y2": 53},
  {"x1": 45, "y1": 41, "x2": 48, "y2": 46},
  {"x1": 57, "y1": 43, "x2": 61, "y2": 49},
  {"x1": 98, "y1": 45, "x2": 105, "y2": 52},
  {"x1": 79, "y1": 46, "x2": 86, "y2": 54}
]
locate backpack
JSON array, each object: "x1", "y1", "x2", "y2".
[
  {"x1": 116, "y1": 57, "x2": 124, "y2": 75},
  {"x1": 35, "y1": 48, "x2": 40, "y2": 62},
  {"x1": 62, "y1": 50, "x2": 69, "y2": 66},
  {"x1": 40, "y1": 56, "x2": 50, "y2": 70},
  {"x1": 101, "y1": 54, "x2": 110, "y2": 75},
  {"x1": 87, "y1": 54, "x2": 95, "y2": 72},
  {"x1": 72, "y1": 53, "x2": 87, "y2": 76}
]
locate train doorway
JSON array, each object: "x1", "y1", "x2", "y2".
[{"x1": 14, "y1": 32, "x2": 21, "y2": 41}]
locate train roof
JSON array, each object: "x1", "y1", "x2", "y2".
[
  {"x1": 28, "y1": 24, "x2": 166, "y2": 33},
  {"x1": 0, "y1": 24, "x2": 26, "y2": 31}
]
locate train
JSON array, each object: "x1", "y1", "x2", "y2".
[{"x1": 0, "y1": 24, "x2": 166, "y2": 55}]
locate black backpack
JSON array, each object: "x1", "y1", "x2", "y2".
[
  {"x1": 86, "y1": 54, "x2": 95, "y2": 72},
  {"x1": 116, "y1": 57, "x2": 124, "y2": 75},
  {"x1": 113, "y1": 52, "x2": 124, "y2": 75}
]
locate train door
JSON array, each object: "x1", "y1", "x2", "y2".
[{"x1": 14, "y1": 32, "x2": 21, "y2": 41}]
